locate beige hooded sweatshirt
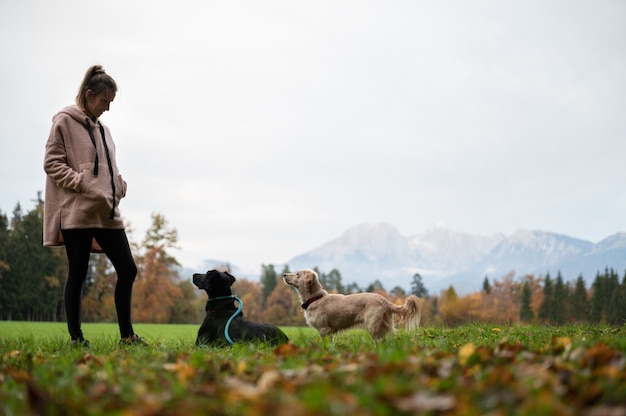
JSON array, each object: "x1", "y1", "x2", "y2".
[{"x1": 43, "y1": 105, "x2": 127, "y2": 248}]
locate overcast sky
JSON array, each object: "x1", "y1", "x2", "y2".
[{"x1": 1, "y1": 1, "x2": 625, "y2": 277}]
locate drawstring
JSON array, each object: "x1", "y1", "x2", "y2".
[
  {"x1": 98, "y1": 123, "x2": 116, "y2": 220},
  {"x1": 85, "y1": 120, "x2": 99, "y2": 175},
  {"x1": 84, "y1": 119, "x2": 116, "y2": 219}
]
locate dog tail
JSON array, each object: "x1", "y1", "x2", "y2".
[{"x1": 394, "y1": 295, "x2": 422, "y2": 331}]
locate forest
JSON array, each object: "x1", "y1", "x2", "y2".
[{"x1": 1, "y1": 195, "x2": 625, "y2": 327}]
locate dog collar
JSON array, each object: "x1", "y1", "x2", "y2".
[
  {"x1": 301, "y1": 294, "x2": 323, "y2": 310},
  {"x1": 208, "y1": 295, "x2": 236, "y2": 302}
]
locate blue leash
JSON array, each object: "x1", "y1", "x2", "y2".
[{"x1": 208, "y1": 295, "x2": 243, "y2": 345}]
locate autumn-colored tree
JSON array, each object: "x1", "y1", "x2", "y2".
[
  {"x1": 440, "y1": 290, "x2": 484, "y2": 326},
  {"x1": 388, "y1": 289, "x2": 408, "y2": 310},
  {"x1": 133, "y1": 247, "x2": 182, "y2": 322},
  {"x1": 520, "y1": 281, "x2": 534, "y2": 322},
  {"x1": 416, "y1": 296, "x2": 435, "y2": 325},
  {"x1": 439, "y1": 286, "x2": 463, "y2": 326},
  {"x1": 428, "y1": 297, "x2": 440, "y2": 325},
  {"x1": 169, "y1": 279, "x2": 203, "y2": 324},
  {"x1": 478, "y1": 272, "x2": 521, "y2": 324},
  {"x1": 132, "y1": 213, "x2": 182, "y2": 323},
  {"x1": 232, "y1": 278, "x2": 264, "y2": 323},
  {"x1": 264, "y1": 277, "x2": 304, "y2": 326},
  {"x1": 82, "y1": 254, "x2": 117, "y2": 322},
  {"x1": 366, "y1": 279, "x2": 386, "y2": 295}
]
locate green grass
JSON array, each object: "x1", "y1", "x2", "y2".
[{"x1": 1, "y1": 322, "x2": 625, "y2": 415}]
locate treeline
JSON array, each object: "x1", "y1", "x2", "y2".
[
  {"x1": 0, "y1": 195, "x2": 201, "y2": 324},
  {"x1": 422, "y1": 270, "x2": 626, "y2": 327},
  {"x1": 1, "y1": 196, "x2": 625, "y2": 327}
]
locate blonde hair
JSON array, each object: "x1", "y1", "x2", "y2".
[{"x1": 75, "y1": 65, "x2": 117, "y2": 110}]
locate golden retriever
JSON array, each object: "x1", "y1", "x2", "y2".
[{"x1": 283, "y1": 269, "x2": 421, "y2": 340}]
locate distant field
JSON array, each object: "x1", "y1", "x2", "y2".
[
  {"x1": 0, "y1": 321, "x2": 316, "y2": 344},
  {"x1": 1, "y1": 321, "x2": 200, "y2": 343}
]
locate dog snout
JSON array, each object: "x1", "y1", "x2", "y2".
[
  {"x1": 192, "y1": 273, "x2": 207, "y2": 289},
  {"x1": 282, "y1": 273, "x2": 294, "y2": 284}
]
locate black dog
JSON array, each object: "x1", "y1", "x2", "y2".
[{"x1": 192, "y1": 269, "x2": 289, "y2": 346}]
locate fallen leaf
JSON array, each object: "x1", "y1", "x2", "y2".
[
  {"x1": 458, "y1": 343, "x2": 476, "y2": 366},
  {"x1": 551, "y1": 337, "x2": 572, "y2": 354},
  {"x1": 6, "y1": 350, "x2": 21, "y2": 358},
  {"x1": 395, "y1": 392, "x2": 456, "y2": 412},
  {"x1": 163, "y1": 359, "x2": 195, "y2": 384},
  {"x1": 257, "y1": 369, "x2": 281, "y2": 393},
  {"x1": 273, "y1": 342, "x2": 302, "y2": 357},
  {"x1": 7, "y1": 366, "x2": 32, "y2": 383}
]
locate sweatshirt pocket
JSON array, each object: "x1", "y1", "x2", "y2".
[
  {"x1": 76, "y1": 163, "x2": 114, "y2": 214},
  {"x1": 115, "y1": 173, "x2": 127, "y2": 199}
]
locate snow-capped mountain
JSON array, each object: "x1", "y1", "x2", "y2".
[{"x1": 288, "y1": 222, "x2": 626, "y2": 295}]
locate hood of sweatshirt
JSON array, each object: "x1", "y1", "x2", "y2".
[{"x1": 53, "y1": 105, "x2": 95, "y2": 125}]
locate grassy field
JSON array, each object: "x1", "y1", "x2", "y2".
[{"x1": 1, "y1": 322, "x2": 625, "y2": 415}]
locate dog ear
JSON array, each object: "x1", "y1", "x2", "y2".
[
  {"x1": 224, "y1": 271, "x2": 236, "y2": 286},
  {"x1": 304, "y1": 272, "x2": 315, "y2": 293}
]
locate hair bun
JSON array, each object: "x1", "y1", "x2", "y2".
[{"x1": 94, "y1": 65, "x2": 106, "y2": 74}]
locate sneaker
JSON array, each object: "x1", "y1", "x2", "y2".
[
  {"x1": 119, "y1": 334, "x2": 147, "y2": 346},
  {"x1": 71, "y1": 338, "x2": 90, "y2": 348}
]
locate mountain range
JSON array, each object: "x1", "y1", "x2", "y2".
[
  {"x1": 286, "y1": 223, "x2": 626, "y2": 295},
  {"x1": 189, "y1": 223, "x2": 626, "y2": 296}
]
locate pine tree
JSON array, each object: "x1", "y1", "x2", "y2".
[
  {"x1": 141, "y1": 212, "x2": 180, "y2": 267},
  {"x1": 519, "y1": 281, "x2": 534, "y2": 322},
  {"x1": 552, "y1": 271, "x2": 567, "y2": 324},
  {"x1": 571, "y1": 275, "x2": 589, "y2": 322},
  {"x1": 538, "y1": 273, "x2": 553, "y2": 322},
  {"x1": 590, "y1": 271, "x2": 605, "y2": 323},
  {"x1": 366, "y1": 279, "x2": 385, "y2": 293},
  {"x1": 0, "y1": 208, "x2": 13, "y2": 319},
  {"x1": 605, "y1": 269, "x2": 621, "y2": 324},
  {"x1": 326, "y1": 268, "x2": 344, "y2": 293},
  {"x1": 390, "y1": 286, "x2": 406, "y2": 297},
  {"x1": 482, "y1": 276, "x2": 492, "y2": 295},
  {"x1": 620, "y1": 271, "x2": 626, "y2": 324},
  {"x1": 410, "y1": 273, "x2": 429, "y2": 298},
  {"x1": 4, "y1": 200, "x2": 65, "y2": 321},
  {"x1": 260, "y1": 264, "x2": 278, "y2": 305},
  {"x1": 345, "y1": 282, "x2": 361, "y2": 294}
]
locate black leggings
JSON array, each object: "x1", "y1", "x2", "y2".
[{"x1": 61, "y1": 228, "x2": 137, "y2": 339}]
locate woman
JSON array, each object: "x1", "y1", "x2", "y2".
[{"x1": 43, "y1": 65, "x2": 144, "y2": 346}]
